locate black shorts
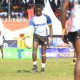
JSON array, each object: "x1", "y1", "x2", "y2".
[
  {"x1": 33, "y1": 33, "x2": 48, "y2": 46},
  {"x1": 68, "y1": 30, "x2": 80, "y2": 45}
]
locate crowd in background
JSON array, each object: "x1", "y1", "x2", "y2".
[{"x1": 0, "y1": 0, "x2": 69, "y2": 21}]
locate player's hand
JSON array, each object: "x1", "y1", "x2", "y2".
[
  {"x1": 62, "y1": 28, "x2": 69, "y2": 44},
  {"x1": 27, "y1": 36, "x2": 30, "y2": 38},
  {"x1": 48, "y1": 38, "x2": 52, "y2": 47},
  {"x1": 23, "y1": 37, "x2": 26, "y2": 40},
  {"x1": 48, "y1": 40, "x2": 52, "y2": 47},
  {"x1": 23, "y1": 36, "x2": 30, "y2": 40},
  {"x1": 62, "y1": 34, "x2": 69, "y2": 44}
]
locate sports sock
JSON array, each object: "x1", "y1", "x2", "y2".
[
  {"x1": 33, "y1": 61, "x2": 37, "y2": 66},
  {"x1": 41, "y1": 63, "x2": 45, "y2": 68}
]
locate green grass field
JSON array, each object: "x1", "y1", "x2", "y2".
[{"x1": 0, "y1": 58, "x2": 75, "y2": 80}]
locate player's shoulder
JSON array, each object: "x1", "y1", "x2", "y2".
[
  {"x1": 1, "y1": 35, "x2": 4, "y2": 37},
  {"x1": 30, "y1": 15, "x2": 36, "y2": 20},
  {"x1": 0, "y1": 35, "x2": 4, "y2": 38},
  {"x1": 43, "y1": 14, "x2": 50, "y2": 18}
]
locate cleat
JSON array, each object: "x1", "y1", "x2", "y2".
[
  {"x1": 71, "y1": 62, "x2": 76, "y2": 64},
  {"x1": 40, "y1": 68, "x2": 45, "y2": 73},
  {"x1": 73, "y1": 59, "x2": 76, "y2": 63},
  {"x1": 31, "y1": 65, "x2": 38, "y2": 73},
  {"x1": 2, "y1": 59, "x2": 3, "y2": 61}
]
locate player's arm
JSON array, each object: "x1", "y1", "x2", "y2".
[
  {"x1": 48, "y1": 23, "x2": 53, "y2": 47},
  {"x1": 47, "y1": 16, "x2": 53, "y2": 47},
  {"x1": 3, "y1": 36, "x2": 6, "y2": 43},
  {"x1": 27, "y1": 26, "x2": 33, "y2": 38},
  {"x1": 48, "y1": 23, "x2": 53, "y2": 40},
  {"x1": 60, "y1": 0, "x2": 69, "y2": 35},
  {"x1": 24, "y1": 17, "x2": 34, "y2": 39},
  {"x1": 23, "y1": 26, "x2": 33, "y2": 40},
  {"x1": 27, "y1": 17, "x2": 34, "y2": 38}
]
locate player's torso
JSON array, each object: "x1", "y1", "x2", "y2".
[
  {"x1": 33, "y1": 15, "x2": 48, "y2": 36},
  {"x1": 68, "y1": 0, "x2": 80, "y2": 32}
]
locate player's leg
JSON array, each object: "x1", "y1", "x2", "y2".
[
  {"x1": 1, "y1": 46, "x2": 3, "y2": 59},
  {"x1": 31, "y1": 41, "x2": 39, "y2": 73},
  {"x1": 73, "y1": 48, "x2": 77, "y2": 63},
  {"x1": 68, "y1": 32, "x2": 77, "y2": 64},
  {"x1": 41, "y1": 45, "x2": 46, "y2": 73},
  {"x1": 71, "y1": 45, "x2": 77, "y2": 64},
  {"x1": 74, "y1": 38, "x2": 80, "y2": 80}
]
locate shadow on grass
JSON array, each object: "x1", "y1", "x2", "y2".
[
  {"x1": 17, "y1": 70, "x2": 31, "y2": 73},
  {"x1": 17, "y1": 70, "x2": 43, "y2": 73}
]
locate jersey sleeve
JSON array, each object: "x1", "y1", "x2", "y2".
[
  {"x1": 29, "y1": 17, "x2": 34, "y2": 26},
  {"x1": 46, "y1": 15, "x2": 52, "y2": 25},
  {"x1": 43, "y1": 14, "x2": 52, "y2": 25}
]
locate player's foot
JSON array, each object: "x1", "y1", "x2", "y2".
[
  {"x1": 71, "y1": 62, "x2": 76, "y2": 64},
  {"x1": 40, "y1": 68, "x2": 45, "y2": 73},
  {"x1": 73, "y1": 59, "x2": 76, "y2": 63},
  {"x1": 31, "y1": 65, "x2": 38, "y2": 73},
  {"x1": 2, "y1": 59, "x2": 3, "y2": 61}
]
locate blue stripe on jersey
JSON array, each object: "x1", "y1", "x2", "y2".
[
  {"x1": 3, "y1": 36, "x2": 5, "y2": 39},
  {"x1": 43, "y1": 14, "x2": 52, "y2": 24},
  {"x1": 29, "y1": 15, "x2": 36, "y2": 26},
  {"x1": 34, "y1": 23, "x2": 46, "y2": 26}
]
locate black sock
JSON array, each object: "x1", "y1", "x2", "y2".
[
  {"x1": 73, "y1": 59, "x2": 76, "y2": 63},
  {"x1": 33, "y1": 65, "x2": 37, "y2": 68},
  {"x1": 2, "y1": 56, "x2": 3, "y2": 59}
]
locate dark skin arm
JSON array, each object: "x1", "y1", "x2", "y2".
[
  {"x1": 48, "y1": 23, "x2": 53, "y2": 47},
  {"x1": 61, "y1": 0, "x2": 69, "y2": 29},
  {"x1": 60, "y1": 0, "x2": 69, "y2": 43}
]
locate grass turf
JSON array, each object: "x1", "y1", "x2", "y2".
[{"x1": 0, "y1": 58, "x2": 75, "y2": 80}]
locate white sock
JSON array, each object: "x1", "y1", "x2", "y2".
[
  {"x1": 33, "y1": 61, "x2": 37, "y2": 65},
  {"x1": 42, "y1": 63, "x2": 45, "y2": 68},
  {"x1": 73, "y1": 58, "x2": 76, "y2": 60}
]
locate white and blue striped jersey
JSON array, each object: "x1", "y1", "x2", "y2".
[
  {"x1": 0, "y1": 35, "x2": 5, "y2": 45},
  {"x1": 29, "y1": 14, "x2": 52, "y2": 36}
]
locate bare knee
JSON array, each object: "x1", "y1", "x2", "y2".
[
  {"x1": 42, "y1": 51, "x2": 46, "y2": 57},
  {"x1": 32, "y1": 51, "x2": 37, "y2": 54}
]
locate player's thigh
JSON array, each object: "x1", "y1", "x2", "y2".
[
  {"x1": 1, "y1": 46, "x2": 3, "y2": 50},
  {"x1": 75, "y1": 30, "x2": 80, "y2": 58},
  {"x1": 33, "y1": 34, "x2": 40, "y2": 51},
  {"x1": 33, "y1": 41, "x2": 39, "y2": 52}
]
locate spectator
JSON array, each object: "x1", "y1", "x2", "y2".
[
  {"x1": 0, "y1": 4, "x2": 4, "y2": 10},
  {"x1": 25, "y1": 2, "x2": 28, "y2": 10},
  {"x1": 31, "y1": 5, "x2": 35, "y2": 9},
  {"x1": 51, "y1": 0, "x2": 57, "y2": 12},
  {"x1": 19, "y1": 10, "x2": 23, "y2": 18},
  {"x1": 21, "y1": 3, "x2": 25, "y2": 10},
  {"x1": 1, "y1": 9, "x2": 8, "y2": 21},
  {"x1": 11, "y1": 9, "x2": 15, "y2": 18},
  {"x1": 14, "y1": 10, "x2": 19, "y2": 19},
  {"x1": 22, "y1": 9, "x2": 28, "y2": 21},
  {"x1": 13, "y1": 5, "x2": 17, "y2": 10}
]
